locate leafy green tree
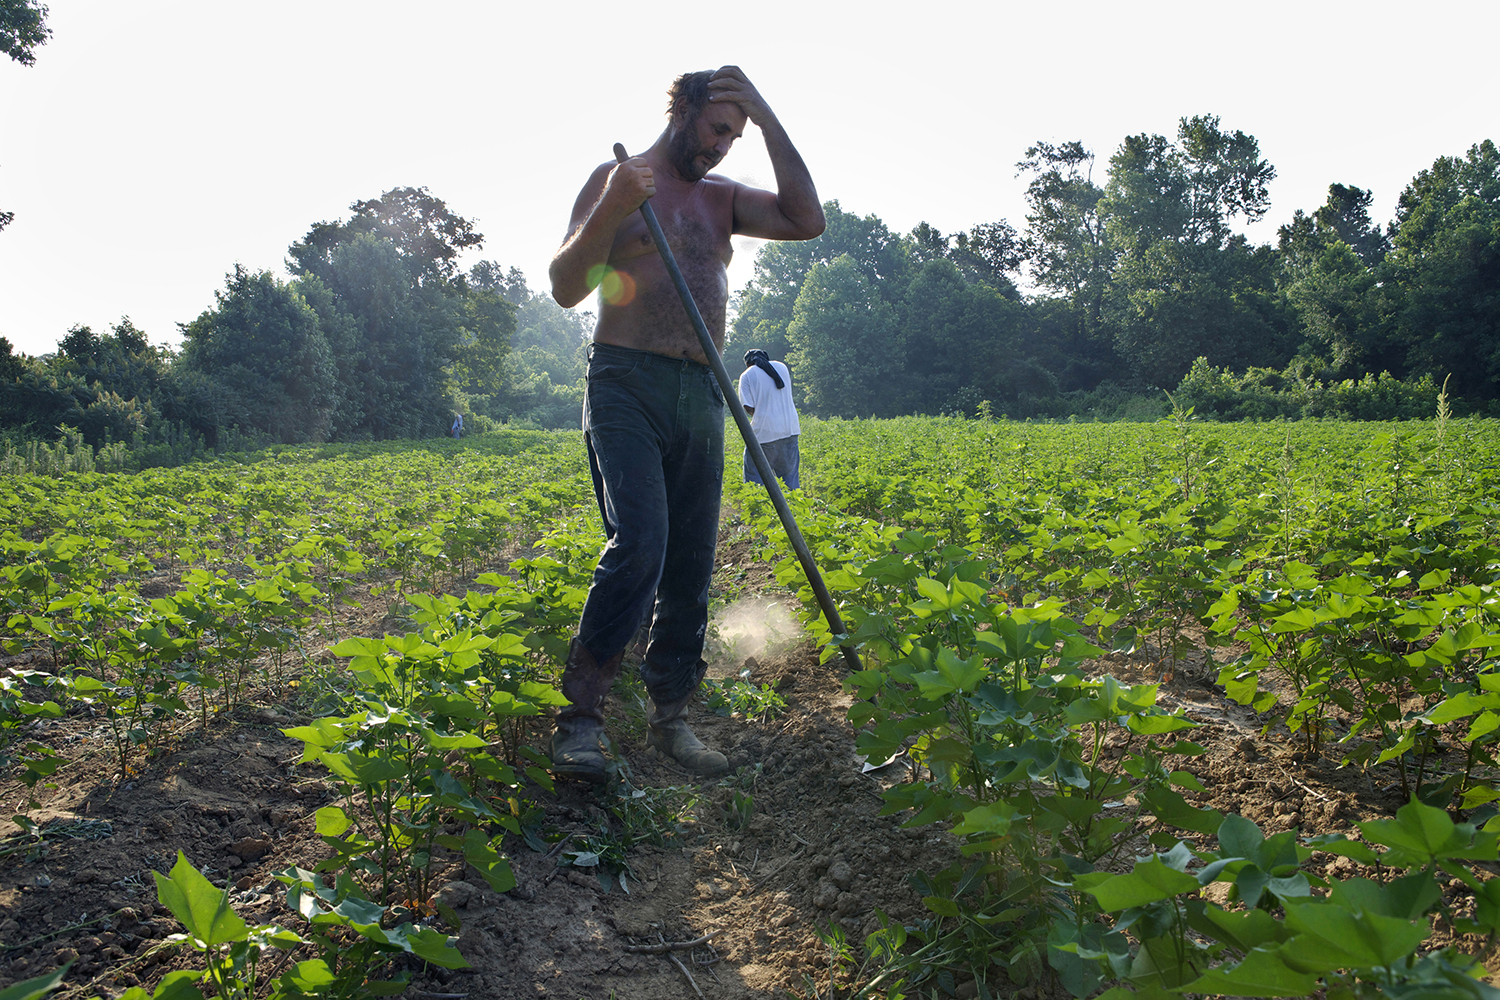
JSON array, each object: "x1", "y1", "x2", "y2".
[
  {"x1": 58, "y1": 324, "x2": 102, "y2": 365},
  {"x1": 1277, "y1": 185, "x2": 1390, "y2": 376},
  {"x1": 1016, "y1": 141, "x2": 1119, "y2": 390},
  {"x1": 785, "y1": 254, "x2": 906, "y2": 418},
  {"x1": 288, "y1": 192, "x2": 506, "y2": 438},
  {"x1": 180, "y1": 266, "x2": 338, "y2": 442},
  {"x1": 289, "y1": 187, "x2": 484, "y2": 289},
  {"x1": 727, "y1": 201, "x2": 909, "y2": 365},
  {"x1": 899, "y1": 258, "x2": 1033, "y2": 414},
  {"x1": 1, "y1": 0, "x2": 49, "y2": 65},
  {"x1": 1280, "y1": 184, "x2": 1388, "y2": 269},
  {"x1": 950, "y1": 220, "x2": 1024, "y2": 294},
  {"x1": 0, "y1": 335, "x2": 24, "y2": 382},
  {"x1": 1381, "y1": 139, "x2": 1500, "y2": 400},
  {"x1": 467, "y1": 262, "x2": 583, "y2": 428},
  {"x1": 1101, "y1": 116, "x2": 1289, "y2": 386},
  {"x1": 1112, "y1": 237, "x2": 1290, "y2": 388}
]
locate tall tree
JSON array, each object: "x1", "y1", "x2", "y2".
[
  {"x1": 2, "y1": 0, "x2": 51, "y2": 232},
  {"x1": 785, "y1": 254, "x2": 906, "y2": 418},
  {"x1": 950, "y1": 220, "x2": 1024, "y2": 294},
  {"x1": 1101, "y1": 116, "x2": 1288, "y2": 386},
  {"x1": 1016, "y1": 141, "x2": 1118, "y2": 389},
  {"x1": 1277, "y1": 184, "x2": 1389, "y2": 376},
  {"x1": 179, "y1": 266, "x2": 338, "y2": 442},
  {"x1": 289, "y1": 187, "x2": 484, "y2": 289},
  {"x1": 1, "y1": 0, "x2": 49, "y2": 66},
  {"x1": 1382, "y1": 139, "x2": 1500, "y2": 399},
  {"x1": 899, "y1": 258, "x2": 1028, "y2": 413},
  {"x1": 287, "y1": 190, "x2": 503, "y2": 438},
  {"x1": 727, "y1": 201, "x2": 908, "y2": 365}
]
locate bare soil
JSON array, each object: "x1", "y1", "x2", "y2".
[{"x1": 1, "y1": 518, "x2": 1491, "y2": 999}]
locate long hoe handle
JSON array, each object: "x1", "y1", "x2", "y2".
[{"x1": 612, "y1": 143, "x2": 862, "y2": 675}]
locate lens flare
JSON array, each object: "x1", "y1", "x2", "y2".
[{"x1": 586, "y1": 264, "x2": 637, "y2": 306}]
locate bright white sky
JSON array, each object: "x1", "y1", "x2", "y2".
[{"x1": 1, "y1": 0, "x2": 1495, "y2": 357}]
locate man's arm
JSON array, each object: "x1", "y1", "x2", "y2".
[
  {"x1": 549, "y1": 157, "x2": 655, "y2": 308},
  {"x1": 708, "y1": 66, "x2": 825, "y2": 242}
]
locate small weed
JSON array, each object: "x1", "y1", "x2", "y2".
[
  {"x1": 703, "y1": 670, "x2": 787, "y2": 722},
  {"x1": 724, "y1": 789, "x2": 754, "y2": 831}
]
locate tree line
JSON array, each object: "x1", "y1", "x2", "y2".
[
  {"x1": 2, "y1": 119, "x2": 1495, "y2": 459},
  {"x1": 727, "y1": 121, "x2": 1497, "y2": 420},
  {"x1": 1, "y1": 188, "x2": 592, "y2": 458}
]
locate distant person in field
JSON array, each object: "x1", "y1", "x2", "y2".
[
  {"x1": 546, "y1": 65, "x2": 824, "y2": 783},
  {"x1": 451, "y1": 413, "x2": 464, "y2": 439},
  {"x1": 738, "y1": 349, "x2": 801, "y2": 490}
]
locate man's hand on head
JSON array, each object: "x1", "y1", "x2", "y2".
[{"x1": 707, "y1": 65, "x2": 773, "y2": 127}]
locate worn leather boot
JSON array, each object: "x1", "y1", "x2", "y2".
[
  {"x1": 551, "y1": 639, "x2": 623, "y2": 784},
  {"x1": 647, "y1": 693, "x2": 728, "y2": 776}
]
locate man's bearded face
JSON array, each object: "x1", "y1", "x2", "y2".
[
  {"x1": 669, "y1": 110, "x2": 717, "y2": 181},
  {"x1": 668, "y1": 101, "x2": 746, "y2": 181}
]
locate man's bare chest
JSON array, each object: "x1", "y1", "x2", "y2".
[{"x1": 609, "y1": 182, "x2": 735, "y2": 266}]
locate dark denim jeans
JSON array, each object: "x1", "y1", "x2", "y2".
[
  {"x1": 743, "y1": 435, "x2": 800, "y2": 490},
  {"x1": 577, "y1": 344, "x2": 724, "y2": 706}
]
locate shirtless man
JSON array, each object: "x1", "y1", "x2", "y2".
[{"x1": 548, "y1": 66, "x2": 824, "y2": 783}]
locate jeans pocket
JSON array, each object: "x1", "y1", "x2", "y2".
[{"x1": 589, "y1": 358, "x2": 640, "y2": 383}]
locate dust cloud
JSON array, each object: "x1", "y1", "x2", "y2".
[{"x1": 712, "y1": 597, "x2": 802, "y2": 662}]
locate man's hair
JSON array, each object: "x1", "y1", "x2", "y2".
[{"x1": 667, "y1": 71, "x2": 713, "y2": 119}]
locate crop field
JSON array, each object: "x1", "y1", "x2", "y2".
[{"x1": 4, "y1": 412, "x2": 1500, "y2": 1000}]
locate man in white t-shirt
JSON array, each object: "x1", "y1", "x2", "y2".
[{"x1": 737, "y1": 349, "x2": 801, "y2": 489}]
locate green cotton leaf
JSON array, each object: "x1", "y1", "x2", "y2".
[
  {"x1": 153, "y1": 851, "x2": 248, "y2": 949},
  {"x1": 1462, "y1": 785, "x2": 1500, "y2": 809},
  {"x1": 116, "y1": 970, "x2": 202, "y2": 1000},
  {"x1": 1126, "y1": 712, "x2": 1198, "y2": 735},
  {"x1": 1358, "y1": 798, "x2": 1487, "y2": 866},
  {"x1": 315, "y1": 806, "x2": 353, "y2": 838},
  {"x1": 1425, "y1": 690, "x2": 1500, "y2": 725},
  {"x1": 914, "y1": 577, "x2": 953, "y2": 608},
  {"x1": 460, "y1": 830, "x2": 516, "y2": 892},
  {"x1": 913, "y1": 648, "x2": 987, "y2": 698},
  {"x1": 1466, "y1": 711, "x2": 1500, "y2": 743},
  {"x1": 1279, "y1": 900, "x2": 1429, "y2": 971},
  {"x1": 1169, "y1": 771, "x2": 1207, "y2": 793},
  {"x1": 1187, "y1": 899, "x2": 1293, "y2": 953},
  {"x1": 387, "y1": 923, "x2": 470, "y2": 969},
  {"x1": 1077, "y1": 855, "x2": 1199, "y2": 912},
  {"x1": 328, "y1": 894, "x2": 388, "y2": 933},
  {"x1": 1328, "y1": 873, "x2": 1441, "y2": 920},
  {"x1": 281, "y1": 717, "x2": 348, "y2": 754},
  {"x1": 951, "y1": 802, "x2": 1018, "y2": 838},
  {"x1": 0, "y1": 966, "x2": 71, "y2": 1000},
  {"x1": 1141, "y1": 786, "x2": 1223, "y2": 836},
  {"x1": 279, "y1": 959, "x2": 337, "y2": 993},
  {"x1": 331, "y1": 636, "x2": 385, "y2": 659},
  {"x1": 1418, "y1": 568, "x2": 1452, "y2": 591},
  {"x1": 923, "y1": 895, "x2": 962, "y2": 918},
  {"x1": 822, "y1": 569, "x2": 861, "y2": 590},
  {"x1": 1217, "y1": 812, "x2": 1266, "y2": 859},
  {"x1": 1180, "y1": 945, "x2": 1321, "y2": 998}
]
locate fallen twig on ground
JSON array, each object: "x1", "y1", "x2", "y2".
[{"x1": 623, "y1": 932, "x2": 715, "y2": 954}]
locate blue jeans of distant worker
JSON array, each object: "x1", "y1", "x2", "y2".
[
  {"x1": 576, "y1": 344, "x2": 725, "y2": 707},
  {"x1": 744, "y1": 435, "x2": 800, "y2": 490}
]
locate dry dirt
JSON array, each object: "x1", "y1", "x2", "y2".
[{"x1": 0, "y1": 519, "x2": 1491, "y2": 999}]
